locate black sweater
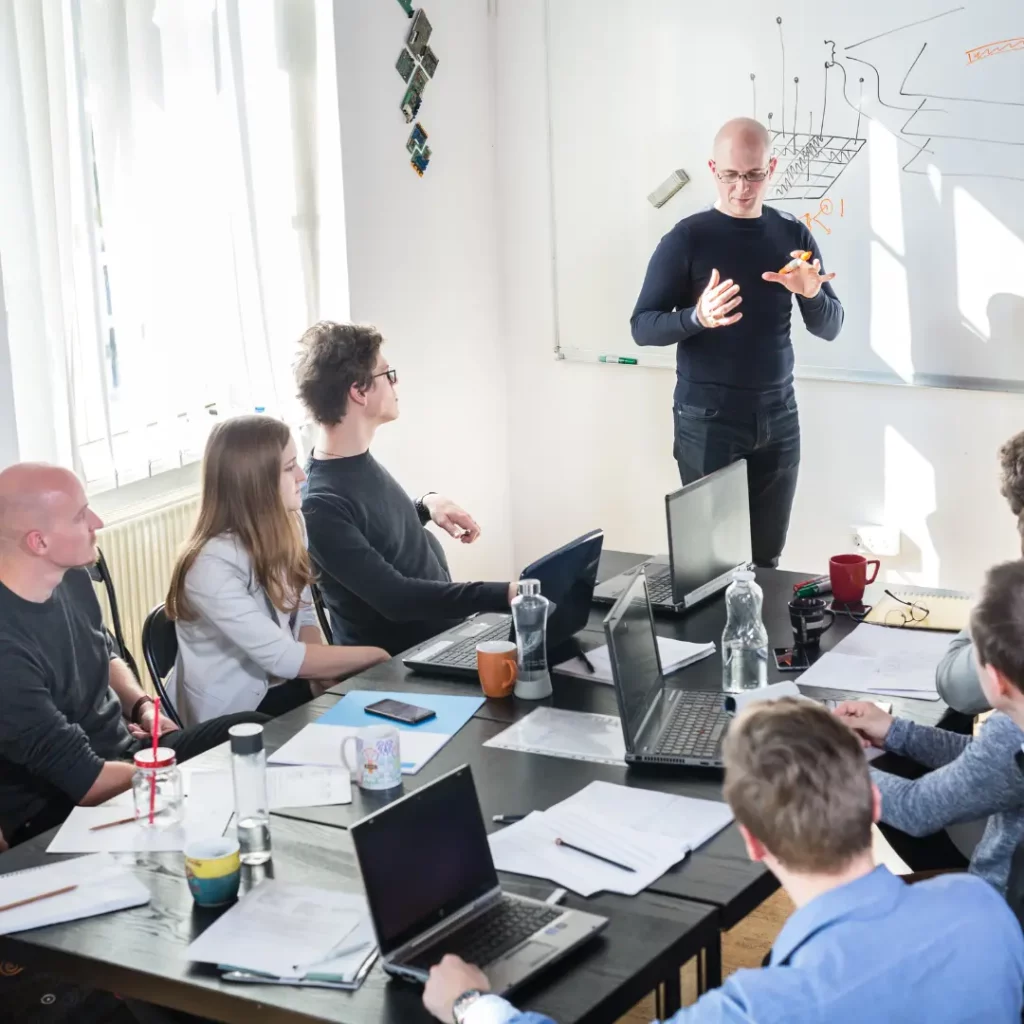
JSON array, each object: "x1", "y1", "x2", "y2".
[
  {"x1": 303, "y1": 452, "x2": 509, "y2": 655},
  {"x1": 630, "y1": 205, "x2": 844, "y2": 411}
]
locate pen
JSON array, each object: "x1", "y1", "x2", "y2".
[
  {"x1": 579, "y1": 650, "x2": 596, "y2": 674},
  {"x1": 492, "y1": 814, "x2": 526, "y2": 825},
  {"x1": 0, "y1": 885, "x2": 78, "y2": 913},
  {"x1": 598, "y1": 356, "x2": 638, "y2": 365},
  {"x1": 554, "y1": 837, "x2": 637, "y2": 873},
  {"x1": 89, "y1": 814, "x2": 137, "y2": 832},
  {"x1": 778, "y1": 250, "x2": 812, "y2": 274}
]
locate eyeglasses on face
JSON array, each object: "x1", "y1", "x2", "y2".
[
  {"x1": 714, "y1": 166, "x2": 771, "y2": 184},
  {"x1": 372, "y1": 368, "x2": 398, "y2": 386}
]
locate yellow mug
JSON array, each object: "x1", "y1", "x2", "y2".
[{"x1": 184, "y1": 837, "x2": 241, "y2": 907}]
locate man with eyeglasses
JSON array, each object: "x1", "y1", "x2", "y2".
[
  {"x1": 296, "y1": 321, "x2": 517, "y2": 657},
  {"x1": 631, "y1": 117, "x2": 844, "y2": 568}
]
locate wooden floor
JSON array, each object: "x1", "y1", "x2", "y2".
[{"x1": 617, "y1": 888, "x2": 794, "y2": 1024}]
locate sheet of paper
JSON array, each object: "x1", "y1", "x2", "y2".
[
  {"x1": 484, "y1": 708, "x2": 626, "y2": 766},
  {"x1": 47, "y1": 797, "x2": 232, "y2": 854},
  {"x1": 266, "y1": 766, "x2": 351, "y2": 808},
  {"x1": 551, "y1": 781, "x2": 734, "y2": 852},
  {"x1": 268, "y1": 723, "x2": 449, "y2": 774},
  {"x1": 0, "y1": 854, "x2": 150, "y2": 935},
  {"x1": 489, "y1": 806, "x2": 687, "y2": 897},
  {"x1": 188, "y1": 881, "x2": 366, "y2": 978},
  {"x1": 556, "y1": 637, "x2": 715, "y2": 684},
  {"x1": 794, "y1": 623, "x2": 948, "y2": 700}
]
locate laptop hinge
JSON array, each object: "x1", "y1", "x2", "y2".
[{"x1": 388, "y1": 886, "x2": 504, "y2": 964}]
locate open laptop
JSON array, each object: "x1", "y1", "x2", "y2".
[
  {"x1": 593, "y1": 461, "x2": 752, "y2": 614},
  {"x1": 350, "y1": 764, "x2": 607, "y2": 993},
  {"x1": 605, "y1": 570, "x2": 731, "y2": 768},
  {"x1": 403, "y1": 529, "x2": 604, "y2": 677}
]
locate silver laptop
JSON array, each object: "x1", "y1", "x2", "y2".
[
  {"x1": 593, "y1": 461, "x2": 752, "y2": 614},
  {"x1": 605, "y1": 571, "x2": 730, "y2": 768},
  {"x1": 350, "y1": 765, "x2": 607, "y2": 993}
]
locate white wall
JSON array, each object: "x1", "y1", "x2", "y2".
[
  {"x1": 0, "y1": 256, "x2": 18, "y2": 467},
  {"x1": 494, "y1": 0, "x2": 1024, "y2": 594},
  {"x1": 332, "y1": 0, "x2": 513, "y2": 581}
]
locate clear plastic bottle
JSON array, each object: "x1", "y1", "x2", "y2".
[
  {"x1": 229, "y1": 723, "x2": 272, "y2": 865},
  {"x1": 721, "y1": 570, "x2": 769, "y2": 693},
  {"x1": 512, "y1": 579, "x2": 552, "y2": 700},
  {"x1": 131, "y1": 748, "x2": 183, "y2": 828}
]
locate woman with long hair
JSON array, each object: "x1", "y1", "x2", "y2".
[{"x1": 165, "y1": 415, "x2": 389, "y2": 725}]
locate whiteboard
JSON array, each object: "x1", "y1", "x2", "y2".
[{"x1": 545, "y1": 0, "x2": 1024, "y2": 390}]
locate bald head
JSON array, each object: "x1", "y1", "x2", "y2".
[
  {"x1": 0, "y1": 463, "x2": 101, "y2": 573},
  {"x1": 713, "y1": 117, "x2": 771, "y2": 157}
]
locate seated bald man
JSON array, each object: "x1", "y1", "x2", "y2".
[{"x1": 0, "y1": 463, "x2": 268, "y2": 846}]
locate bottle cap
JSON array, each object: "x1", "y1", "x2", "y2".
[
  {"x1": 229, "y1": 722, "x2": 265, "y2": 755},
  {"x1": 733, "y1": 570, "x2": 756, "y2": 583},
  {"x1": 133, "y1": 748, "x2": 177, "y2": 770},
  {"x1": 519, "y1": 578, "x2": 541, "y2": 596}
]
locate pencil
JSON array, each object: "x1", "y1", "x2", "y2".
[
  {"x1": 89, "y1": 814, "x2": 137, "y2": 832},
  {"x1": 778, "y1": 251, "x2": 812, "y2": 274},
  {"x1": 0, "y1": 884, "x2": 78, "y2": 913},
  {"x1": 554, "y1": 837, "x2": 636, "y2": 873}
]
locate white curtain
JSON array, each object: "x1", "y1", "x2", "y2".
[{"x1": 0, "y1": 0, "x2": 347, "y2": 491}]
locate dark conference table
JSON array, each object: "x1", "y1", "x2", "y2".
[{"x1": 0, "y1": 551, "x2": 955, "y2": 1021}]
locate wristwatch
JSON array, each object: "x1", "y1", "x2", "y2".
[
  {"x1": 130, "y1": 694, "x2": 154, "y2": 724},
  {"x1": 452, "y1": 989, "x2": 484, "y2": 1023},
  {"x1": 414, "y1": 491, "x2": 437, "y2": 526}
]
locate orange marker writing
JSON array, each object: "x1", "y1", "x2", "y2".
[{"x1": 779, "y1": 251, "x2": 812, "y2": 274}]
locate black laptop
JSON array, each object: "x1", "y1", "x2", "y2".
[{"x1": 403, "y1": 530, "x2": 604, "y2": 677}]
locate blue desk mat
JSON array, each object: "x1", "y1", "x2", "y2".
[{"x1": 317, "y1": 690, "x2": 485, "y2": 736}]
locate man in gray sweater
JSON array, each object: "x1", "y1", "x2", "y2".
[{"x1": 837, "y1": 560, "x2": 1024, "y2": 892}]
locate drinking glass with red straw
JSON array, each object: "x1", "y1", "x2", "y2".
[{"x1": 148, "y1": 695, "x2": 161, "y2": 825}]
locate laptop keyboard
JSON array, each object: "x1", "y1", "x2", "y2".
[
  {"x1": 405, "y1": 896, "x2": 561, "y2": 970},
  {"x1": 659, "y1": 691, "x2": 730, "y2": 759},
  {"x1": 645, "y1": 566, "x2": 673, "y2": 605},
  {"x1": 424, "y1": 620, "x2": 511, "y2": 669}
]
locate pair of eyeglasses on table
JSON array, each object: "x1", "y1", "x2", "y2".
[{"x1": 830, "y1": 591, "x2": 929, "y2": 626}]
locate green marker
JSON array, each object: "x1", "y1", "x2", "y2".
[{"x1": 599, "y1": 355, "x2": 638, "y2": 365}]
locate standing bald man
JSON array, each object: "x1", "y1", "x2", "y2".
[{"x1": 631, "y1": 118, "x2": 844, "y2": 567}]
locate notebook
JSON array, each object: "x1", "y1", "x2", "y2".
[
  {"x1": 863, "y1": 590, "x2": 970, "y2": 632},
  {"x1": 0, "y1": 854, "x2": 150, "y2": 935}
]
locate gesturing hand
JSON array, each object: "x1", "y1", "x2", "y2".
[
  {"x1": 422, "y1": 493, "x2": 482, "y2": 544},
  {"x1": 762, "y1": 250, "x2": 836, "y2": 298},
  {"x1": 833, "y1": 701, "x2": 894, "y2": 750},
  {"x1": 695, "y1": 269, "x2": 743, "y2": 329}
]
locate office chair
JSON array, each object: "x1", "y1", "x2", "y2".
[
  {"x1": 311, "y1": 582, "x2": 334, "y2": 644},
  {"x1": 141, "y1": 603, "x2": 183, "y2": 727},
  {"x1": 89, "y1": 548, "x2": 141, "y2": 682}
]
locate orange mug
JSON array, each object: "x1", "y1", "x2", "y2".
[{"x1": 477, "y1": 641, "x2": 517, "y2": 698}]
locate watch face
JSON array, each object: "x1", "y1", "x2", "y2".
[{"x1": 453, "y1": 990, "x2": 482, "y2": 1023}]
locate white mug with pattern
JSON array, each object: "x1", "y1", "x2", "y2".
[{"x1": 341, "y1": 724, "x2": 402, "y2": 790}]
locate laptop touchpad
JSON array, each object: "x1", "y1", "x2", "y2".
[{"x1": 499, "y1": 941, "x2": 555, "y2": 970}]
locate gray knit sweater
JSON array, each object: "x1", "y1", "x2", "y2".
[{"x1": 873, "y1": 712, "x2": 1024, "y2": 893}]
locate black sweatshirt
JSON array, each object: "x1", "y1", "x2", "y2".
[
  {"x1": 630, "y1": 205, "x2": 844, "y2": 412},
  {"x1": 303, "y1": 452, "x2": 510, "y2": 656},
  {"x1": 0, "y1": 569, "x2": 132, "y2": 837}
]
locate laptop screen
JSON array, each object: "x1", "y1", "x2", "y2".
[
  {"x1": 604, "y1": 572, "x2": 664, "y2": 748},
  {"x1": 667, "y1": 461, "x2": 751, "y2": 600},
  {"x1": 350, "y1": 765, "x2": 498, "y2": 956}
]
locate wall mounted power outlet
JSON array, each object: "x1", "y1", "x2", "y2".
[{"x1": 852, "y1": 525, "x2": 900, "y2": 557}]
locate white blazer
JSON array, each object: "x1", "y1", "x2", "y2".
[{"x1": 167, "y1": 533, "x2": 319, "y2": 726}]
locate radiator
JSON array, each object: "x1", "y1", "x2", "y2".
[{"x1": 94, "y1": 494, "x2": 200, "y2": 688}]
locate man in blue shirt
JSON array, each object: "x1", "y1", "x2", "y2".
[
  {"x1": 631, "y1": 118, "x2": 844, "y2": 567},
  {"x1": 422, "y1": 699, "x2": 1024, "y2": 1024}
]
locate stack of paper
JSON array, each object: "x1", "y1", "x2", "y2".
[
  {"x1": 489, "y1": 782, "x2": 733, "y2": 897},
  {"x1": 556, "y1": 637, "x2": 715, "y2": 684},
  {"x1": 795, "y1": 623, "x2": 949, "y2": 700},
  {"x1": 0, "y1": 854, "x2": 150, "y2": 934},
  {"x1": 188, "y1": 882, "x2": 376, "y2": 990},
  {"x1": 864, "y1": 590, "x2": 971, "y2": 632}
]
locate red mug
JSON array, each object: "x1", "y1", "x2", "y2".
[{"x1": 829, "y1": 553, "x2": 880, "y2": 604}]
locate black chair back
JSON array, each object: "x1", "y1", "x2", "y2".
[
  {"x1": 311, "y1": 582, "x2": 333, "y2": 645},
  {"x1": 89, "y1": 548, "x2": 141, "y2": 681},
  {"x1": 142, "y1": 604, "x2": 182, "y2": 726}
]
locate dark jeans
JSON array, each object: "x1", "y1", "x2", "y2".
[
  {"x1": 11, "y1": 711, "x2": 269, "y2": 847},
  {"x1": 256, "y1": 679, "x2": 314, "y2": 718},
  {"x1": 673, "y1": 395, "x2": 801, "y2": 568}
]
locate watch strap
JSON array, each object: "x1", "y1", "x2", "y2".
[
  {"x1": 415, "y1": 491, "x2": 437, "y2": 526},
  {"x1": 130, "y1": 694, "x2": 154, "y2": 724},
  {"x1": 452, "y1": 988, "x2": 483, "y2": 1024}
]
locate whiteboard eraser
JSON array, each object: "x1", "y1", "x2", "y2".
[{"x1": 648, "y1": 169, "x2": 690, "y2": 208}]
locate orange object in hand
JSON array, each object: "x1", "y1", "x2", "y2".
[{"x1": 778, "y1": 251, "x2": 812, "y2": 274}]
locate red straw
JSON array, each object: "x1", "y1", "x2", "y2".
[{"x1": 148, "y1": 695, "x2": 160, "y2": 824}]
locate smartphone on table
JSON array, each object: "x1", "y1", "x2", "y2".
[
  {"x1": 773, "y1": 646, "x2": 812, "y2": 672},
  {"x1": 364, "y1": 698, "x2": 437, "y2": 725}
]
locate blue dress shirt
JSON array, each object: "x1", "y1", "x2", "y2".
[{"x1": 463, "y1": 867, "x2": 1024, "y2": 1024}]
